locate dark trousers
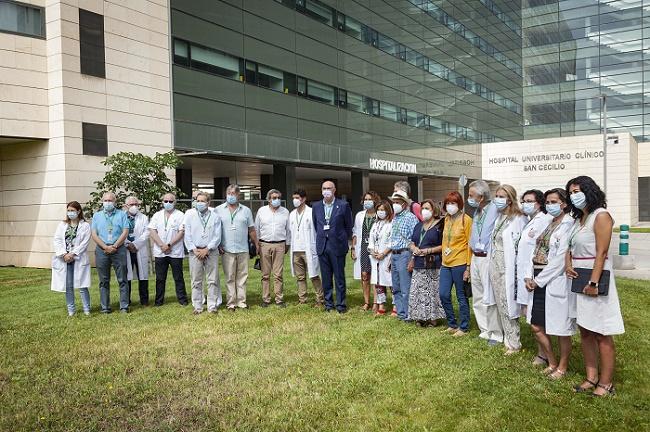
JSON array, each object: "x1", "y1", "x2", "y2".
[
  {"x1": 318, "y1": 243, "x2": 347, "y2": 311},
  {"x1": 154, "y1": 256, "x2": 188, "y2": 306},
  {"x1": 127, "y1": 251, "x2": 149, "y2": 306},
  {"x1": 95, "y1": 246, "x2": 129, "y2": 312}
]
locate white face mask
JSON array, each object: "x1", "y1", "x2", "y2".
[
  {"x1": 392, "y1": 203, "x2": 403, "y2": 214},
  {"x1": 445, "y1": 204, "x2": 459, "y2": 216},
  {"x1": 494, "y1": 197, "x2": 508, "y2": 210},
  {"x1": 421, "y1": 209, "x2": 433, "y2": 221},
  {"x1": 128, "y1": 205, "x2": 139, "y2": 216},
  {"x1": 322, "y1": 189, "x2": 333, "y2": 199},
  {"x1": 67, "y1": 211, "x2": 79, "y2": 220},
  {"x1": 292, "y1": 198, "x2": 302, "y2": 208},
  {"x1": 376, "y1": 210, "x2": 387, "y2": 220}
]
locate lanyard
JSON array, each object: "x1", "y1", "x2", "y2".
[
  {"x1": 296, "y1": 209, "x2": 305, "y2": 230},
  {"x1": 324, "y1": 202, "x2": 333, "y2": 221},
  {"x1": 363, "y1": 215, "x2": 375, "y2": 234},
  {"x1": 199, "y1": 210, "x2": 211, "y2": 231},
  {"x1": 103, "y1": 210, "x2": 116, "y2": 232},
  {"x1": 229, "y1": 206, "x2": 240, "y2": 225},
  {"x1": 419, "y1": 224, "x2": 431, "y2": 246},
  {"x1": 373, "y1": 221, "x2": 384, "y2": 245},
  {"x1": 474, "y1": 206, "x2": 489, "y2": 237},
  {"x1": 127, "y1": 216, "x2": 135, "y2": 232},
  {"x1": 492, "y1": 215, "x2": 509, "y2": 242},
  {"x1": 445, "y1": 216, "x2": 457, "y2": 246},
  {"x1": 164, "y1": 212, "x2": 172, "y2": 230}
]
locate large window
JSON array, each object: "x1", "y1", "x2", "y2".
[
  {"x1": 301, "y1": 0, "x2": 332, "y2": 26},
  {"x1": 258, "y1": 64, "x2": 284, "y2": 92},
  {"x1": 82, "y1": 123, "x2": 108, "y2": 157},
  {"x1": 0, "y1": 0, "x2": 44, "y2": 38},
  {"x1": 380, "y1": 103, "x2": 399, "y2": 122},
  {"x1": 79, "y1": 9, "x2": 105, "y2": 78},
  {"x1": 306, "y1": 80, "x2": 335, "y2": 105},
  {"x1": 191, "y1": 45, "x2": 240, "y2": 80}
]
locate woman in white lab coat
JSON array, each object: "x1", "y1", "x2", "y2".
[
  {"x1": 516, "y1": 189, "x2": 553, "y2": 365},
  {"x1": 524, "y1": 188, "x2": 576, "y2": 380},
  {"x1": 51, "y1": 201, "x2": 92, "y2": 316},
  {"x1": 487, "y1": 184, "x2": 528, "y2": 354},
  {"x1": 124, "y1": 197, "x2": 151, "y2": 306},
  {"x1": 352, "y1": 191, "x2": 379, "y2": 310},
  {"x1": 368, "y1": 200, "x2": 393, "y2": 316}
]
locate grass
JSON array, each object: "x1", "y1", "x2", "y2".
[{"x1": 1, "y1": 258, "x2": 649, "y2": 431}]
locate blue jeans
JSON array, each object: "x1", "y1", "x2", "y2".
[
  {"x1": 95, "y1": 245, "x2": 129, "y2": 312},
  {"x1": 391, "y1": 252, "x2": 412, "y2": 320},
  {"x1": 65, "y1": 262, "x2": 90, "y2": 314},
  {"x1": 439, "y1": 265, "x2": 470, "y2": 331}
]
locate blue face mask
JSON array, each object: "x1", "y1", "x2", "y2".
[
  {"x1": 522, "y1": 202, "x2": 537, "y2": 216},
  {"x1": 363, "y1": 200, "x2": 374, "y2": 210},
  {"x1": 67, "y1": 211, "x2": 79, "y2": 220},
  {"x1": 271, "y1": 198, "x2": 281, "y2": 208},
  {"x1": 226, "y1": 195, "x2": 238, "y2": 205},
  {"x1": 570, "y1": 191, "x2": 587, "y2": 210},
  {"x1": 103, "y1": 201, "x2": 115, "y2": 212},
  {"x1": 493, "y1": 197, "x2": 508, "y2": 210},
  {"x1": 163, "y1": 202, "x2": 175, "y2": 211},
  {"x1": 195, "y1": 202, "x2": 208, "y2": 212},
  {"x1": 467, "y1": 197, "x2": 480, "y2": 208},
  {"x1": 546, "y1": 203, "x2": 563, "y2": 217}
]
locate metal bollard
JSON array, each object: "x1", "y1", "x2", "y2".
[{"x1": 619, "y1": 225, "x2": 629, "y2": 256}]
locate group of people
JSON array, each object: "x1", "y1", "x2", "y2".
[{"x1": 52, "y1": 176, "x2": 624, "y2": 396}]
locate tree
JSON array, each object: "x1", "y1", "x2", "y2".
[{"x1": 85, "y1": 151, "x2": 186, "y2": 218}]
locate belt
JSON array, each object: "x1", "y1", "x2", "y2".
[
  {"x1": 391, "y1": 248, "x2": 408, "y2": 254},
  {"x1": 195, "y1": 246, "x2": 207, "y2": 250},
  {"x1": 473, "y1": 251, "x2": 487, "y2": 257},
  {"x1": 260, "y1": 240, "x2": 285, "y2": 244},
  {"x1": 533, "y1": 264, "x2": 546, "y2": 269}
]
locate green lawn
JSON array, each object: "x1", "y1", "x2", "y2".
[{"x1": 1, "y1": 259, "x2": 649, "y2": 431}]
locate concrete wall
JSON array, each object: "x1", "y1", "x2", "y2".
[
  {"x1": 482, "y1": 133, "x2": 639, "y2": 226},
  {"x1": 0, "y1": 0, "x2": 173, "y2": 268}
]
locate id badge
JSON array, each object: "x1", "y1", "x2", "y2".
[
  {"x1": 324, "y1": 224, "x2": 330, "y2": 231},
  {"x1": 230, "y1": 224, "x2": 236, "y2": 230},
  {"x1": 108, "y1": 232, "x2": 114, "y2": 243},
  {"x1": 444, "y1": 247, "x2": 452, "y2": 256},
  {"x1": 476, "y1": 242, "x2": 484, "y2": 251}
]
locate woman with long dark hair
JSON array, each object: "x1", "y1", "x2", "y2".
[{"x1": 565, "y1": 176, "x2": 624, "y2": 396}]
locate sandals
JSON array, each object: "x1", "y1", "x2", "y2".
[
  {"x1": 548, "y1": 369, "x2": 566, "y2": 380},
  {"x1": 361, "y1": 303, "x2": 370, "y2": 311},
  {"x1": 532, "y1": 355, "x2": 549, "y2": 367},
  {"x1": 375, "y1": 309, "x2": 386, "y2": 316},
  {"x1": 592, "y1": 383, "x2": 616, "y2": 397},
  {"x1": 573, "y1": 379, "x2": 598, "y2": 393},
  {"x1": 542, "y1": 366, "x2": 557, "y2": 376}
]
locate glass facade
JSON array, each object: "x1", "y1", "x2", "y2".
[
  {"x1": 523, "y1": 0, "x2": 650, "y2": 142},
  {"x1": 170, "y1": 0, "x2": 524, "y2": 177}
]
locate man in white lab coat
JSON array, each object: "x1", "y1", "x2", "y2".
[{"x1": 124, "y1": 196, "x2": 150, "y2": 307}]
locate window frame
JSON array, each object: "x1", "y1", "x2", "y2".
[{"x1": 0, "y1": 0, "x2": 45, "y2": 39}]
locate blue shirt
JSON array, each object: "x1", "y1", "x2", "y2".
[
  {"x1": 390, "y1": 210, "x2": 418, "y2": 249},
  {"x1": 214, "y1": 203, "x2": 255, "y2": 253},
  {"x1": 91, "y1": 209, "x2": 129, "y2": 245},
  {"x1": 469, "y1": 201, "x2": 499, "y2": 253},
  {"x1": 410, "y1": 220, "x2": 443, "y2": 269}
]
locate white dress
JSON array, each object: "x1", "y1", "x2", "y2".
[{"x1": 570, "y1": 208, "x2": 624, "y2": 335}]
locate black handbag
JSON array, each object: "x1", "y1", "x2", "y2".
[
  {"x1": 463, "y1": 280, "x2": 472, "y2": 298},
  {"x1": 248, "y1": 237, "x2": 257, "y2": 258},
  {"x1": 570, "y1": 267, "x2": 610, "y2": 296},
  {"x1": 253, "y1": 257, "x2": 261, "y2": 271}
]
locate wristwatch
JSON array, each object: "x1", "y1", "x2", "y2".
[{"x1": 588, "y1": 280, "x2": 599, "y2": 288}]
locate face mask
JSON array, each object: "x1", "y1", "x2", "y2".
[
  {"x1": 546, "y1": 203, "x2": 563, "y2": 217},
  {"x1": 494, "y1": 197, "x2": 508, "y2": 210},
  {"x1": 392, "y1": 203, "x2": 403, "y2": 214},
  {"x1": 446, "y1": 204, "x2": 459, "y2": 216},
  {"x1": 128, "y1": 205, "x2": 139, "y2": 216},
  {"x1": 67, "y1": 211, "x2": 79, "y2": 220},
  {"x1": 322, "y1": 189, "x2": 333, "y2": 199},
  {"x1": 195, "y1": 202, "x2": 208, "y2": 212},
  {"x1": 226, "y1": 195, "x2": 238, "y2": 205},
  {"x1": 363, "y1": 200, "x2": 374, "y2": 210},
  {"x1": 421, "y1": 209, "x2": 433, "y2": 220},
  {"x1": 467, "y1": 197, "x2": 480, "y2": 208},
  {"x1": 570, "y1": 191, "x2": 587, "y2": 209},
  {"x1": 163, "y1": 202, "x2": 175, "y2": 211},
  {"x1": 271, "y1": 198, "x2": 281, "y2": 208},
  {"x1": 292, "y1": 198, "x2": 302, "y2": 208},
  {"x1": 522, "y1": 202, "x2": 537, "y2": 216},
  {"x1": 103, "y1": 201, "x2": 115, "y2": 212},
  {"x1": 377, "y1": 210, "x2": 387, "y2": 220}
]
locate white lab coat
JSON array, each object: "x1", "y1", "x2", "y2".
[
  {"x1": 524, "y1": 214, "x2": 577, "y2": 336},
  {"x1": 125, "y1": 212, "x2": 150, "y2": 281},
  {"x1": 485, "y1": 214, "x2": 527, "y2": 319},
  {"x1": 289, "y1": 206, "x2": 320, "y2": 278},
  {"x1": 51, "y1": 220, "x2": 91, "y2": 292},
  {"x1": 516, "y1": 211, "x2": 553, "y2": 306},
  {"x1": 352, "y1": 210, "x2": 368, "y2": 280},
  {"x1": 367, "y1": 220, "x2": 393, "y2": 287}
]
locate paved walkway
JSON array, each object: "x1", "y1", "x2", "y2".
[{"x1": 610, "y1": 232, "x2": 650, "y2": 281}]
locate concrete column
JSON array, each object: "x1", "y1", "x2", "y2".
[
  {"x1": 272, "y1": 164, "x2": 296, "y2": 208},
  {"x1": 260, "y1": 174, "x2": 272, "y2": 200},
  {"x1": 351, "y1": 170, "x2": 370, "y2": 214},
  {"x1": 408, "y1": 176, "x2": 423, "y2": 202},
  {"x1": 176, "y1": 168, "x2": 192, "y2": 200},
  {"x1": 213, "y1": 177, "x2": 229, "y2": 200}
]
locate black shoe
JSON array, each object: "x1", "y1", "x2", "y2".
[
  {"x1": 101, "y1": 309, "x2": 112, "y2": 314},
  {"x1": 179, "y1": 301, "x2": 189, "y2": 307},
  {"x1": 276, "y1": 302, "x2": 287, "y2": 308},
  {"x1": 337, "y1": 308, "x2": 348, "y2": 314},
  {"x1": 260, "y1": 302, "x2": 270, "y2": 308}
]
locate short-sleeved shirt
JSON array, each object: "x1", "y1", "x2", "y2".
[
  {"x1": 91, "y1": 209, "x2": 129, "y2": 245},
  {"x1": 148, "y1": 209, "x2": 185, "y2": 258},
  {"x1": 390, "y1": 210, "x2": 418, "y2": 249},
  {"x1": 214, "y1": 203, "x2": 255, "y2": 254},
  {"x1": 410, "y1": 221, "x2": 443, "y2": 269}
]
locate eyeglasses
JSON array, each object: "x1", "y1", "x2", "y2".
[{"x1": 163, "y1": 200, "x2": 174, "y2": 203}]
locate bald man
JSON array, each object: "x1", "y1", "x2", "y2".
[{"x1": 312, "y1": 181, "x2": 353, "y2": 313}]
